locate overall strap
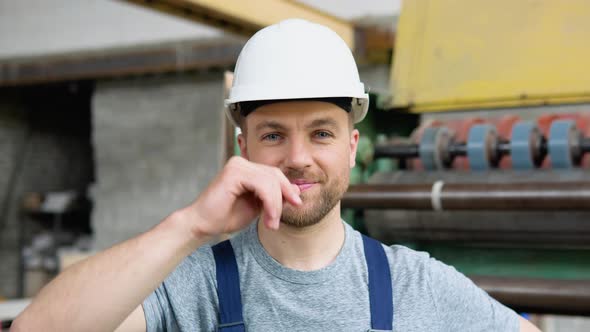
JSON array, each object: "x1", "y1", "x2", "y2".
[
  {"x1": 362, "y1": 234, "x2": 394, "y2": 331},
  {"x1": 212, "y1": 240, "x2": 245, "y2": 332}
]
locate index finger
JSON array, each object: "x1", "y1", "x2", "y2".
[{"x1": 269, "y1": 167, "x2": 302, "y2": 206}]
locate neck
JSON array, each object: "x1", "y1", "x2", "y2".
[{"x1": 257, "y1": 203, "x2": 345, "y2": 271}]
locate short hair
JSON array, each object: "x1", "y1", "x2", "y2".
[{"x1": 238, "y1": 97, "x2": 353, "y2": 118}]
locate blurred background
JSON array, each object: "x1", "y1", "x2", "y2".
[{"x1": 0, "y1": 0, "x2": 589, "y2": 331}]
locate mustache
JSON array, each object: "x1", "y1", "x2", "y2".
[{"x1": 283, "y1": 168, "x2": 325, "y2": 182}]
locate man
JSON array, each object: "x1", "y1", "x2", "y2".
[{"x1": 12, "y1": 19, "x2": 540, "y2": 332}]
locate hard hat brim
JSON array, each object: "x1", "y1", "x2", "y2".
[{"x1": 225, "y1": 94, "x2": 369, "y2": 128}]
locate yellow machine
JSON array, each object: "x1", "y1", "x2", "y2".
[{"x1": 390, "y1": 0, "x2": 590, "y2": 113}]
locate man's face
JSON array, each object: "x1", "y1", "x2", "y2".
[{"x1": 238, "y1": 101, "x2": 359, "y2": 228}]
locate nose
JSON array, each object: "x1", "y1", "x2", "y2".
[{"x1": 283, "y1": 135, "x2": 312, "y2": 170}]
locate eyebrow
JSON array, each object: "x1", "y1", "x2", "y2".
[
  {"x1": 255, "y1": 121, "x2": 287, "y2": 133},
  {"x1": 254, "y1": 117, "x2": 340, "y2": 133},
  {"x1": 305, "y1": 118, "x2": 339, "y2": 130}
]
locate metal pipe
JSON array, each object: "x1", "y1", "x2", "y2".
[
  {"x1": 447, "y1": 143, "x2": 467, "y2": 157},
  {"x1": 344, "y1": 184, "x2": 431, "y2": 209},
  {"x1": 361, "y1": 171, "x2": 590, "y2": 245},
  {"x1": 374, "y1": 144, "x2": 419, "y2": 159},
  {"x1": 471, "y1": 276, "x2": 590, "y2": 316},
  {"x1": 342, "y1": 182, "x2": 590, "y2": 210},
  {"x1": 581, "y1": 137, "x2": 590, "y2": 153},
  {"x1": 497, "y1": 140, "x2": 511, "y2": 156}
]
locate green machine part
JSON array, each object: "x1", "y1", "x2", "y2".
[{"x1": 405, "y1": 243, "x2": 590, "y2": 281}]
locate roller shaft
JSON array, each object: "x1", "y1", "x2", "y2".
[
  {"x1": 375, "y1": 140, "x2": 518, "y2": 161},
  {"x1": 373, "y1": 124, "x2": 582, "y2": 169},
  {"x1": 581, "y1": 137, "x2": 590, "y2": 153},
  {"x1": 342, "y1": 182, "x2": 590, "y2": 210},
  {"x1": 374, "y1": 144, "x2": 419, "y2": 159},
  {"x1": 471, "y1": 276, "x2": 590, "y2": 316}
]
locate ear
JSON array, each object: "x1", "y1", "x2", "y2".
[
  {"x1": 349, "y1": 129, "x2": 360, "y2": 168},
  {"x1": 237, "y1": 132, "x2": 249, "y2": 159}
]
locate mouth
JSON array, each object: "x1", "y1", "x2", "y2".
[{"x1": 290, "y1": 179, "x2": 318, "y2": 192}]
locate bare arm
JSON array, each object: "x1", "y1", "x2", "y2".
[
  {"x1": 114, "y1": 305, "x2": 146, "y2": 332},
  {"x1": 11, "y1": 156, "x2": 301, "y2": 332},
  {"x1": 520, "y1": 316, "x2": 542, "y2": 332},
  {"x1": 11, "y1": 210, "x2": 204, "y2": 332}
]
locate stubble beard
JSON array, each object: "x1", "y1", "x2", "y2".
[{"x1": 280, "y1": 170, "x2": 349, "y2": 228}]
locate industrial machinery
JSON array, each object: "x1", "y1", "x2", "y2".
[{"x1": 340, "y1": 0, "x2": 590, "y2": 316}]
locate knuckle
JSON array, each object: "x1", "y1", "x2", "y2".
[
  {"x1": 227, "y1": 156, "x2": 243, "y2": 168},
  {"x1": 224, "y1": 156, "x2": 248, "y2": 177}
]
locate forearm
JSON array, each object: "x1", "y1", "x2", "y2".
[
  {"x1": 520, "y1": 316, "x2": 542, "y2": 332},
  {"x1": 12, "y1": 209, "x2": 207, "y2": 332}
]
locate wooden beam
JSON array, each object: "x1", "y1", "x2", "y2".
[{"x1": 124, "y1": 0, "x2": 355, "y2": 49}]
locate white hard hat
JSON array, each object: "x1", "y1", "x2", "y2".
[{"x1": 225, "y1": 18, "x2": 369, "y2": 127}]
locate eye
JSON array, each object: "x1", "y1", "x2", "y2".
[
  {"x1": 262, "y1": 133, "x2": 282, "y2": 142},
  {"x1": 314, "y1": 131, "x2": 333, "y2": 139}
]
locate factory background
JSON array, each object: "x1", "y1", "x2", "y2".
[{"x1": 0, "y1": 1, "x2": 589, "y2": 331}]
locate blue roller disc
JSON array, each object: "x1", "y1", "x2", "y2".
[
  {"x1": 467, "y1": 124, "x2": 497, "y2": 170},
  {"x1": 419, "y1": 127, "x2": 441, "y2": 170},
  {"x1": 549, "y1": 120, "x2": 578, "y2": 169},
  {"x1": 510, "y1": 122, "x2": 539, "y2": 169}
]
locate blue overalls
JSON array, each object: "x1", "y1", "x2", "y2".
[{"x1": 212, "y1": 234, "x2": 393, "y2": 332}]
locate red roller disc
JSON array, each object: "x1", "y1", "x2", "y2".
[{"x1": 574, "y1": 113, "x2": 590, "y2": 169}]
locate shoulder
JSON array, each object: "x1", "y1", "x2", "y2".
[
  {"x1": 186, "y1": 243, "x2": 216, "y2": 267},
  {"x1": 381, "y1": 244, "x2": 438, "y2": 302},
  {"x1": 381, "y1": 244, "x2": 519, "y2": 331},
  {"x1": 383, "y1": 244, "x2": 432, "y2": 266},
  {"x1": 383, "y1": 244, "x2": 436, "y2": 280},
  {"x1": 162, "y1": 243, "x2": 217, "y2": 287},
  {"x1": 382, "y1": 243, "x2": 473, "y2": 298},
  {"x1": 383, "y1": 243, "x2": 470, "y2": 281}
]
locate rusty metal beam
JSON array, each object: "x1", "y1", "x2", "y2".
[
  {"x1": 124, "y1": 0, "x2": 355, "y2": 49},
  {"x1": 0, "y1": 39, "x2": 243, "y2": 87},
  {"x1": 472, "y1": 276, "x2": 590, "y2": 316},
  {"x1": 343, "y1": 182, "x2": 590, "y2": 211}
]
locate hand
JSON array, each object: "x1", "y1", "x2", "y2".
[{"x1": 183, "y1": 156, "x2": 302, "y2": 240}]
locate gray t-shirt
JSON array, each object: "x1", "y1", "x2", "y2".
[{"x1": 143, "y1": 221, "x2": 519, "y2": 331}]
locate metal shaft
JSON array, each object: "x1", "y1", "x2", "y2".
[
  {"x1": 373, "y1": 144, "x2": 419, "y2": 159},
  {"x1": 447, "y1": 143, "x2": 467, "y2": 156},
  {"x1": 581, "y1": 137, "x2": 590, "y2": 153},
  {"x1": 374, "y1": 136, "x2": 550, "y2": 163},
  {"x1": 342, "y1": 182, "x2": 590, "y2": 210},
  {"x1": 471, "y1": 276, "x2": 590, "y2": 316}
]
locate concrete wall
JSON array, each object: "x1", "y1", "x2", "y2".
[
  {"x1": 91, "y1": 73, "x2": 225, "y2": 249},
  {"x1": 0, "y1": 84, "x2": 94, "y2": 298}
]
